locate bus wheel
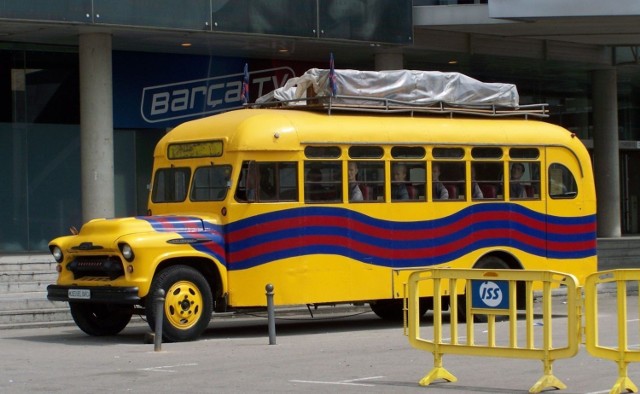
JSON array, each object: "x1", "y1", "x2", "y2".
[
  {"x1": 69, "y1": 302, "x2": 133, "y2": 336},
  {"x1": 457, "y1": 256, "x2": 509, "y2": 323},
  {"x1": 370, "y1": 298, "x2": 429, "y2": 321},
  {"x1": 146, "y1": 265, "x2": 213, "y2": 342}
]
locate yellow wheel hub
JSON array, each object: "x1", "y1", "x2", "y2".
[{"x1": 164, "y1": 280, "x2": 203, "y2": 329}]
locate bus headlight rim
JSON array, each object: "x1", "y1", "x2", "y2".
[
  {"x1": 51, "y1": 246, "x2": 63, "y2": 263},
  {"x1": 119, "y1": 243, "x2": 135, "y2": 262}
]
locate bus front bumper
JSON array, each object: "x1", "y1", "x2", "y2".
[{"x1": 47, "y1": 285, "x2": 140, "y2": 304}]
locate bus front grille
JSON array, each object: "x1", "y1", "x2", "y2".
[{"x1": 67, "y1": 256, "x2": 124, "y2": 280}]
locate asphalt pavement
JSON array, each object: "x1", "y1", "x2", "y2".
[{"x1": 1, "y1": 292, "x2": 638, "y2": 394}]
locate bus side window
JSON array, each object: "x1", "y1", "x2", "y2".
[
  {"x1": 278, "y1": 163, "x2": 298, "y2": 201},
  {"x1": 392, "y1": 162, "x2": 425, "y2": 201},
  {"x1": 235, "y1": 161, "x2": 298, "y2": 202},
  {"x1": 549, "y1": 163, "x2": 577, "y2": 198},
  {"x1": 432, "y1": 162, "x2": 465, "y2": 201},
  {"x1": 353, "y1": 161, "x2": 384, "y2": 202},
  {"x1": 509, "y1": 162, "x2": 541, "y2": 200},
  {"x1": 472, "y1": 162, "x2": 504, "y2": 200},
  {"x1": 305, "y1": 161, "x2": 342, "y2": 203}
]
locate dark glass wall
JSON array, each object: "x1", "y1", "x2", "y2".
[
  {"x1": 0, "y1": 50, "x2": 82, "y2": 252},
  {"x1": 1, "y1": 0, "x2": 413, "y2": 45},
  {"x1": 0, "y1": 49, "x2": 156, "y2": 253}
]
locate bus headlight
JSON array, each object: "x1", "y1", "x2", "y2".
[
  {"x1": 119, "y1": 243, "x2": 135, "y2": 262},
  {"x1": 50, "y1": 246, "x2": 63, "y2": 263}
]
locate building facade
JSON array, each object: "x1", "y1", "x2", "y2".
[{"x1": 1, "y1": 0, "x2": 639, "y2": 254}]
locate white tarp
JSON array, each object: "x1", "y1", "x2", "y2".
[{"x1": 256, "y1": 68, "x2": 519, "y2": 107}]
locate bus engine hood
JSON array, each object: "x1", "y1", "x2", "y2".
[
  {"x1": 82, "y1": 215, "x2": 221, "y2": 235},
  {"x1": 51, "y1": 214, "x2": 223, "y2": 253}
]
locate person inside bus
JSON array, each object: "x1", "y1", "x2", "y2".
[
  {"x1": 391, "y1": 163, "x2": 409, "y2": 200},
  {"x1": 510, "y1": 162, "x2": 527, "y2": 199},
  {"x1": 471, "y1": 166, "x2": 483, "y2": 199},
  {"x1": 348, "y1": 161, "x2": 363, "y2": 201},
  {"x1": 432, "y1": 163, "x2": 449, "y2": 200},
  {"x1": 261, "y1": 166, "x2": 278, "y2": 200}
]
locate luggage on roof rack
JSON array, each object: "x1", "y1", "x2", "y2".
[{"x1": 255, "y1": 68, "x2": 548, "y2": 118}]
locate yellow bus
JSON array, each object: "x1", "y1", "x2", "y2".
[{"x1": 47, "y1": 95, "x2": 596, "y2": 342}]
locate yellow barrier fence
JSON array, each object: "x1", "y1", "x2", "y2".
[
  {"x1": 405, "y1": 268, "x2": 580, "y2": 393},
  {"x1": 585, "y1": 269, "x2": 640, "y2": 394}
]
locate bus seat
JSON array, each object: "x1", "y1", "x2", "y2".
[
  {"x1": 524, "y1": 185, "x2": 534, "y2": 197},
  {"x1": 480, "y1": 184, "x2": 497, "y2": 198},
  {"x1": 444, "y1": 184, "x2": 458, "y2": 199},
  {"x1": 360, "y1": 184, "x2": 373, "y2": 200},
  {"x1": 406, "y1": 184, "x2": 417, "y2": 199}
]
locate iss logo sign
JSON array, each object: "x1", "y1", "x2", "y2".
[{"x1": 471, "y1": 280, "x2": 509, "y2": 309}]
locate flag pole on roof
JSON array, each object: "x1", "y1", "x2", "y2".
[
  {"x1": 329, "y1": 53, "x2": 337, "y2": 97},
  {"x1": 241, "y1": 63, "x2": 250, "y2": 105}
]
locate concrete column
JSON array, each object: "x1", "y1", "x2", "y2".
[
  {"x1": 79, "y1": 33, "x2": 115, "y2": 221},
  {"x1": 374, "y1": 50, "x2": 403, "y2": 71},
  {"x1": 592, "y1": 68, "x2": 621, "y2": 237}
]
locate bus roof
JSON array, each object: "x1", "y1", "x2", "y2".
[{"x1": 155, "y1": 107, "x2": 583, "y2": 158}]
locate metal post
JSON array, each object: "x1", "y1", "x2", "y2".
[
  {"x1": 266, "y1": 283, "x2": 276, "y2": 345},
  {"x1": 154, "y1": 289, "x2": 165, "y2": 352}
]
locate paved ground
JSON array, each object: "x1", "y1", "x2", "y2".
[{"x1": 1, "y1": 292, "x2": 638, "y2": 394}]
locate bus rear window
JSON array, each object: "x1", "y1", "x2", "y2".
[
  {"x1": 152, "y1": 168, "x2": 191, "y2": 203},
  {"x1": 549, "y1": 163, "x2": 578, "y2": 199}
]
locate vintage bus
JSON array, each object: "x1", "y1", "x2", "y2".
[{"x1": 47, "y1": 79, "x2": 596, "y2": 342}]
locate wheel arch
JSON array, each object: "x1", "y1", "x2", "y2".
[
  {"x1": 154, "y1": 256, "x2": 226, "y2": 306},
  {"x1": 474, "y1": 250, "x2": 524, "y2": 270}
]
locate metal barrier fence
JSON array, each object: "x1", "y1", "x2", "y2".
[
  {"x1": 585, "y1": 269, "x2": 640, "y2": 394},
  {"x1": 405, "y1": 268, "x2": 580, "y2": 393},
  {"x1": 406, "y1": 267, "x2": 640, "y2": 393}
]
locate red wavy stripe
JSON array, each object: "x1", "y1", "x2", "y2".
[
  {"x1": 227, "y1": 227, "x2": 556, "y2": 264},
  {"x1": 228, "y1": 211, "x2": 556, "y2": 244}
]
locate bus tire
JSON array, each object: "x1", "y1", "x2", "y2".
[
  {"x1": 69, "y1": 302, "x2": 133, "y2": 336},
  {"x1": 457, "y1": 256, "x2": 510, "y2": 323},
  {"x1": 370, "y1": 298, "x2": 429, "y2": 321},
  {"x1": 146, "y1": 265, "x2": 213, "y2": 342}
]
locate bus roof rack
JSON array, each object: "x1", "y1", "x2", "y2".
[
  {"x1": 253, "y1": 95, "x2": 549, "y2": 119},
  {"x1": 254, "y1": 68, "x2": 548, "y2": 119}
]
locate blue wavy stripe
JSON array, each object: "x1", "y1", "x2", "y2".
[{"x1": 225, "y1": 204, "x2": 596, "y2": 270}]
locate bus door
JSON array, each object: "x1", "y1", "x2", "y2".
[{"x1": 544, "y1": 146, "x2": 587, "y2": 256}]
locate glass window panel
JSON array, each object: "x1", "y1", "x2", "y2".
[
  {"x1": 212, "y1": 0, "x2": 316, "y2": 37},
  {"x1": 510, "y1": 147, "x2": 540, "y2": 159},
  {"x1": 471, "y1": 162, "x2": 504, "y2": 200},
  {"x1": 152, "y1": 167, "x2": 191, "y2": 203},
  {"x1": 433, "y1": 147, "x2": 464, "y2": 159},
  {"x1": 95, "y1": 0, "x2": 210, "y2": 29},
  {"x1": 471, "y1": 147, "x2": 503, "y2": 159},
  {"x1": 509, "y1": 162, "x2": 541, "y2": 200},
  {"x1": 349, "y1": 161, "x2": 384, "y2": 202},
  {"x1": 549, "y1": 163, "x2": 578, "y2": 199},
  {"x1": 305, "y1": 161, "x2": 342, "y2": 203},
  {"x1": 305, "y1": 146, "x2": 341, "y2": 158},
  {"x1": 319, "y1": 0, "x2": 413, "y2": 44},
  {"x1": 391, "y1": 146, "x2": 425, "y2": 159},
  {"x1": 0, "y1": 0, "x2": 91, "y2": 22},
  {"x1": 191, "y1": 165, "x2": 232, "y2": 201},
  {"x1": 392, "y1": 161, "x2": 425, "y2": 201},
  {"x1": 432, "y1": 161, "x2": 465, "y2": 201},
  {"x1": 349, "y1": 146, "x2": 384, "y2": 158}
]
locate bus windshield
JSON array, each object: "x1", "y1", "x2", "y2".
[{"x1": 152, "y1": 165, "x2": 231, "y2": 203}]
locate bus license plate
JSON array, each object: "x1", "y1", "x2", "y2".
[{"x1": 68, "y1": 289, "x2": 91, "y2": 300}]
